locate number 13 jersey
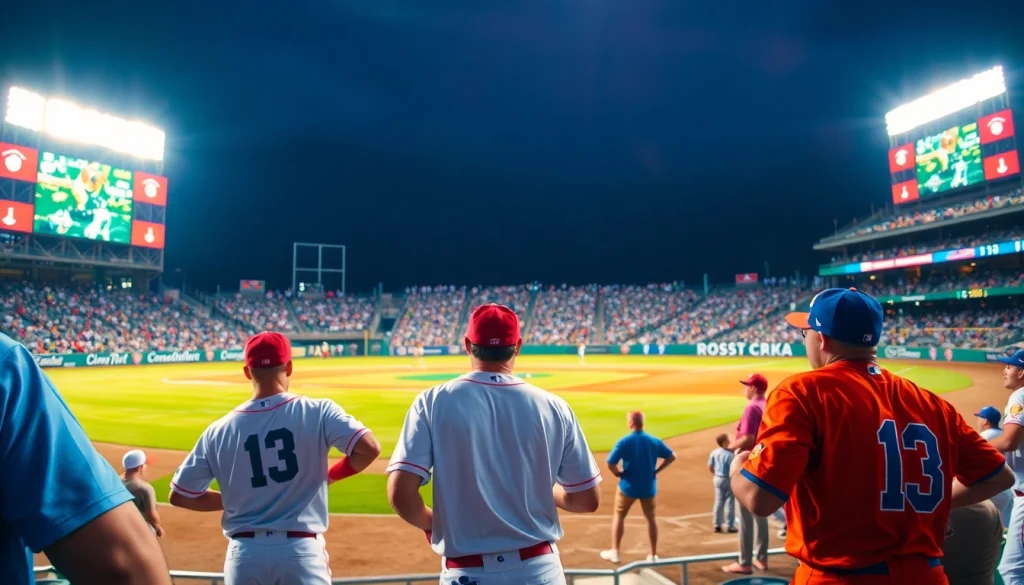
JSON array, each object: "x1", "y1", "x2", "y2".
[
  {"x1": 742, "y1": 360, "x2": 1005, "y2": 570},
  {"x1": 171, "y1": 392, "x2": 368, "y2": 536}
]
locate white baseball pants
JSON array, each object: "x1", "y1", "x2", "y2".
[
  {"x1": 224, "y1": 532, "x2": 331, "y2": 585},
  {"x1": 440, "y1": 546, "x2": 565, "y2": 585}
]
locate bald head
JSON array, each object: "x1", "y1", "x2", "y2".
[{"x1": 628, "y1": 411, "x2": 644, "y2": 430}]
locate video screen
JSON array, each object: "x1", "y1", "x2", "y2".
[
  {"x1": 34, "y1": 151, "x2": 134, "y2": 244},
  {"x1": 915, "y1": 122, "x2": 983, "y2": 196}
]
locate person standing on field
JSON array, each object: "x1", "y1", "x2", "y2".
[
  {"x1": 709, "y1": 434, "x2": 737, "y2": 534},
  {"x1": 722, "y1": 373, "x2": 771, "y2": 575},
  {"x1": 386, "y1": 303, "x2": 602, "y2": 585},
  {"x1": 121, "y1": 449, "x2": 164, "y2": 537},
  {"x1": 600, "y1": 411, "x2": 676, "y2": 564}
]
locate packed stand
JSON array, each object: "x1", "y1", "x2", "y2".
[
  {"x1": 391, "y1": 285, "x2": 467, "y2": 348},
  {"x1": 884, "y1": 308, "x2": 1024, "y2": 349},
  {"x1": 462, "y1": 285, "x2": 534, "y2": 336},
  {"x1": 861, "y1": 269, "x2": 1024, "y2": 298},
  {"x1": 826, "y1": 229, "x2": 1024, "y2": 266},
  {"x1": 602, "y1": 284, "x2": 698, "y2": 344},
  {"x1": 1, "y1": 282, "x2": 248, "y2": 354},
  {"x1": 829, "y1": 189, "x2": 1024, "y2": 241},
  {"x1": 527, "y1": 285, "x2": 598, "y2": 345},
  {"x1": 638, "y1": 284, "x2": 809, "y2": 345},
  {"x1": 291, "y1": 294, "x2": 376, "y2": 333},
  {"x1": 216, "y1": 291, "x2": 296, "y2": 332}
]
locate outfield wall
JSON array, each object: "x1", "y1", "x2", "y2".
[{"x1": 30, "y1": 340, "x2": 1009, "y2": 368}]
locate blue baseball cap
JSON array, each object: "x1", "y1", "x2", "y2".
[
  {"x1": 975, "y1": 406, "x2": 1002, "y2": 428},
  {"x1": 784, "y1": 288, "x2": 883, "y2": 347},
  {"x1": 998, "y1": 349, "x2": 1024, "y2": 367}
]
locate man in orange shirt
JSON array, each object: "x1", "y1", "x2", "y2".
[{"x1": 730, "y1": 287, "x2": 1013, "y2": 584}]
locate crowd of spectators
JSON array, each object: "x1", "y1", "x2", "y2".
[
  {"x1": 602, "y1": 284, "x2": 698, "y2": 344},
  {"x1": 827, "y1": 229, "x2": 1024, "y2": 266},
  {"x1": 291, "y1": 295, "x2": 376, "y2": 333},
  {"x1": 884, "y1": 308, "x2": 1024, "y2": 349},
  {"x1": 462, "y1": 285, "x2": 533, "y2": 336},
  {"x1": 215, "y1": 292, "x2": 296, "y2": 332},
  {"x1": 636, "y1": 285, "x2": 809, "y2": 345},
  {"x1": 1, "y1": 282, "x2": 248, "y2": 354},
  {"x1": 526, "y1": 285, "x2": 597, "y2": 345},
  {"x1": 829, "y1": 189, "x2": 1024, "y2": 241},
  {"x1": 861, "y1": 269, "x2": 1024, "y2": 298},
  {"x1": 391, "y1": 285, "x2": 467, "y2": 348}
]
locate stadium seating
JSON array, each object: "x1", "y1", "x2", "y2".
[
  {"x1": 526, "y1": 285, "x2": 598, "y2": 345},
  {"x1": 826, "y1": 189, "x2": 1024, "y2": 241},
  {"x1": 215, "y1": 292, "x2": 296, "y2": 332},
  {"x1": 390, "y1": 285, "x2": 468, "y2": 348},
  {"x1": 290, "y1": 294, "x2": 376, "y2": 333},
  {"x1": 602, "y1": 284, "x2": 698, "y2": 344},
  {"x1": 861, "y1": 268, "x2": 1024, "y2": 298},
  {"x1": 884, "y1": 308, "x2": 1023, "y2": 349}
]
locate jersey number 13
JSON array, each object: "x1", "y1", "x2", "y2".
[
  {"x1": 876, "y1": 419, "x2": 944, "y2": 513},
  {"x1": 243, "y1": 428, "x2": 299, "y2": 488}
]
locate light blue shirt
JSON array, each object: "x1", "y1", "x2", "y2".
[
  {"x1": 608, "y1": 431, "x2": 673, "y2": 499},
  {"x1": 0, "y1": 333, "x2": 133, "y2": 585},
  {"x1": 708, "y1": 447, "x2": 734, "y2": 478}
]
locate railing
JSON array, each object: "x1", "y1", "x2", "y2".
[{"x1": 34, "y1": 548, "x2": 788, "y2": 585}]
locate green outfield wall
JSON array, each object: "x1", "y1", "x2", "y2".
[{"x1": 30, "y1": 340, "x2": 1009, "y2": 368}]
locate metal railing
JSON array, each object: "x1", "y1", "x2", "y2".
[{"x1": 35, "y1": 548, "x2": 788, "y2": 585}]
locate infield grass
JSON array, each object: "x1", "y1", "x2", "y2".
[{"x1": 47, "y1": 354, "x2": 974, "y2": 514}]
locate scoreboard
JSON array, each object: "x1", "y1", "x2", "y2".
[
  {"x1": 0, "y1": 87, "x2": 168, "y2": 249},
  {"x1": 887, "y1": 67, "x2": 1019, "y2": 205}
]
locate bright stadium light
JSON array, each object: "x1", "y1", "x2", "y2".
[
  {"x1": 4, "y1": 86, "x2": 165, "y2": 161},
  {"x1": 885, "y1": 66, "x2": 1007, "y2": 136}
]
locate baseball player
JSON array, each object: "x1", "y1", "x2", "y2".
[
  {"x1": 121, "y1": 449, "x2": 165, "y2": 537},
  {"x1": 975, "y1": 405, "x2": 1013, "y2": 527},
  {"x1": 386, "y1": 303, "x2": 602, "y2": 585},
  {"x1": 985, "y1": 349, "x2": 1024, "y2": 585},
  {"x1": 578, "y1": 342, "x2": 587, "y2": 364},
  {"x1": 169, "y1": 331, "x2": 382, "y2": 585},
  {"x1": 731, "y1": 288, "x2": 1012, "y2": 583}
]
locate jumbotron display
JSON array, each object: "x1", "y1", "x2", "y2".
[
  {"x1": 886, "y1": 66, "x2": 1019, "y2": 205},
  {"x1": 915, "y1": 122, "x2": 983, "y2": 195},
  {"x1": 33, "y1": 151, "x2": 134, "y2": 244}
]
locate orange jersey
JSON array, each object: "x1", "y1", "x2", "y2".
[{"x1": 742, "y1": 360, "x2": 1005, "y2": 571}]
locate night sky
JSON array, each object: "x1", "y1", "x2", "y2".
[{"x1": 1, "y1": 0, "x2": 1022, "y2": 293}]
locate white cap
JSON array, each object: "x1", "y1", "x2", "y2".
[{"x1": 122, "y1": 449, "x2": 146, "y2": 470}]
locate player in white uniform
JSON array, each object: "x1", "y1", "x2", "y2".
[
  {"x1": 578, "y1": 342, "x2": 586, "y2": 364},
  {"x1": 976, "y1": 405, "x2": 1014, "y2": 527},
  {"x1": 987, "y1": 349, "x2": 1024, "y2": 585},
  {"x1": 169, "y1": 331, "x2": 381, "y2": 585},
  {"x1": 386, "y1": 304, "x2": 603, "y2": 585}
]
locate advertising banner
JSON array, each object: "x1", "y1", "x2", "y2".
[
  {"x1": 0, "y1": 142, "x2": 38, "y2": 183},
  {"x1": 735, "y1": 273, "x2": 759, "y2": 285},
  {"x1": 131, "y1": 220, "x2": 165, "y2": 249},
  {"x1": 979, "y1": 109, "x2": 1015, "y2": 144},
  {"x1": 133, "y1": 171, "x2": 168, "y2": 207},
  {"x1": 891, "y1": 179, "x2": 919, "y2": 204},
  {"x1": 34, "y1": 151, "x2": 134, "y2": 244},
  {"x1": 983, "y1": 150, "x2": 1020, "y2": 180},
  {"x1": 888, "y1": 143, "x2": 915, "y2": 173},
  {"x1": 0, "y1": 199, "x2": 33, "y2": 233}
]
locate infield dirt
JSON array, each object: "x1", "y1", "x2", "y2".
[{"x1": 36, "y1": 360, "x2": 1007, "y2": 584}]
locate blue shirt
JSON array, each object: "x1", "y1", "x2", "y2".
[
  {"x1": 607, "y1": 430, "x2": 673, "y2": 499},
  {"x1": 0, "y1": 333, "x2": 133, "y2": 585}
]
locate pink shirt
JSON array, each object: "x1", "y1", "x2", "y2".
[{"x1": 737, "y1": 394, "x2": 766, "y2": 437}]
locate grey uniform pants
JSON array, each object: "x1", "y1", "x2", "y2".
[
  {"x1": 712, "y1": 476, "x2": 735, "y2": 529},
  {"x1": 738, "y1": 505, "x2": 769, "y2": 566}
]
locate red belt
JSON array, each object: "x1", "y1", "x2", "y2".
[
  {"x1": 231, "y1": 531, "x2": 317, "y2": 539},
  {"x1": 444, "y1": 542, "x2": 553, "y2": 569},
  {"x1": 1015, "y1": 490, "x2": 1024, "y2": 497}
]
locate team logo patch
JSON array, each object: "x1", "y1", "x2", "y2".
[
  {"x1": 750, "y1": 443, "x2": 765, "y2": 460},
  {"x1": 1011, "y1": 404, "x2": 1023, "y2": 416},
  {"x1": 450, "y1": 577, "x2": 479, "y2": 585}
]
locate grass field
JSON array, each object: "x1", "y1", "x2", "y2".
[{"x1": 47, "y1": 354, "x2": 974, "y2": 513}]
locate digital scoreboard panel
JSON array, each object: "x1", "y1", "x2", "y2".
[
  {"x1": 914, "y1": 122, "x2": 984, "y2": 196},
  {"x1": 33, "y1": 151, "x2": 134, "y2": 244},
  {"x1": 819, "y1": 236, "x2": 1024, "y2": 276}
]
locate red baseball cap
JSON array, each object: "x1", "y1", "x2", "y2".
[
  {"x1": 245, "y1": 331, "x2": 292, "y2": 369},
  {"x1": 739, "y1": 373, "x2": 768, "y2": 393},
  {"x1": 466, "y1": 304, "x2": 522, "y2": 346}
]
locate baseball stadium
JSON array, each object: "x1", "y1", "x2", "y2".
[{"x1": 2, "y1": 65, "x2": 1024, "y2": 585}]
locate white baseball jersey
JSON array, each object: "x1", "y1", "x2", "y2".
[
  {"x1": 1002, "y1": 388, "x2": 1024, "y2": 488},
  {"x1": 171, "y1": 392, "x2": 368, "y2": 536},
  {"x1": 386, "y1": 371, "x2": 602, "y2": 559}
]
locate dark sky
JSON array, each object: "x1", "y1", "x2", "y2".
[{"x1": 1, "y1": 0, "x2": 1023, "y2": 292}]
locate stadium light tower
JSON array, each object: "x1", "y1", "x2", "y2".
[{"x1": 885, "y1": 66, "x2": 1007, "y2": 136}]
